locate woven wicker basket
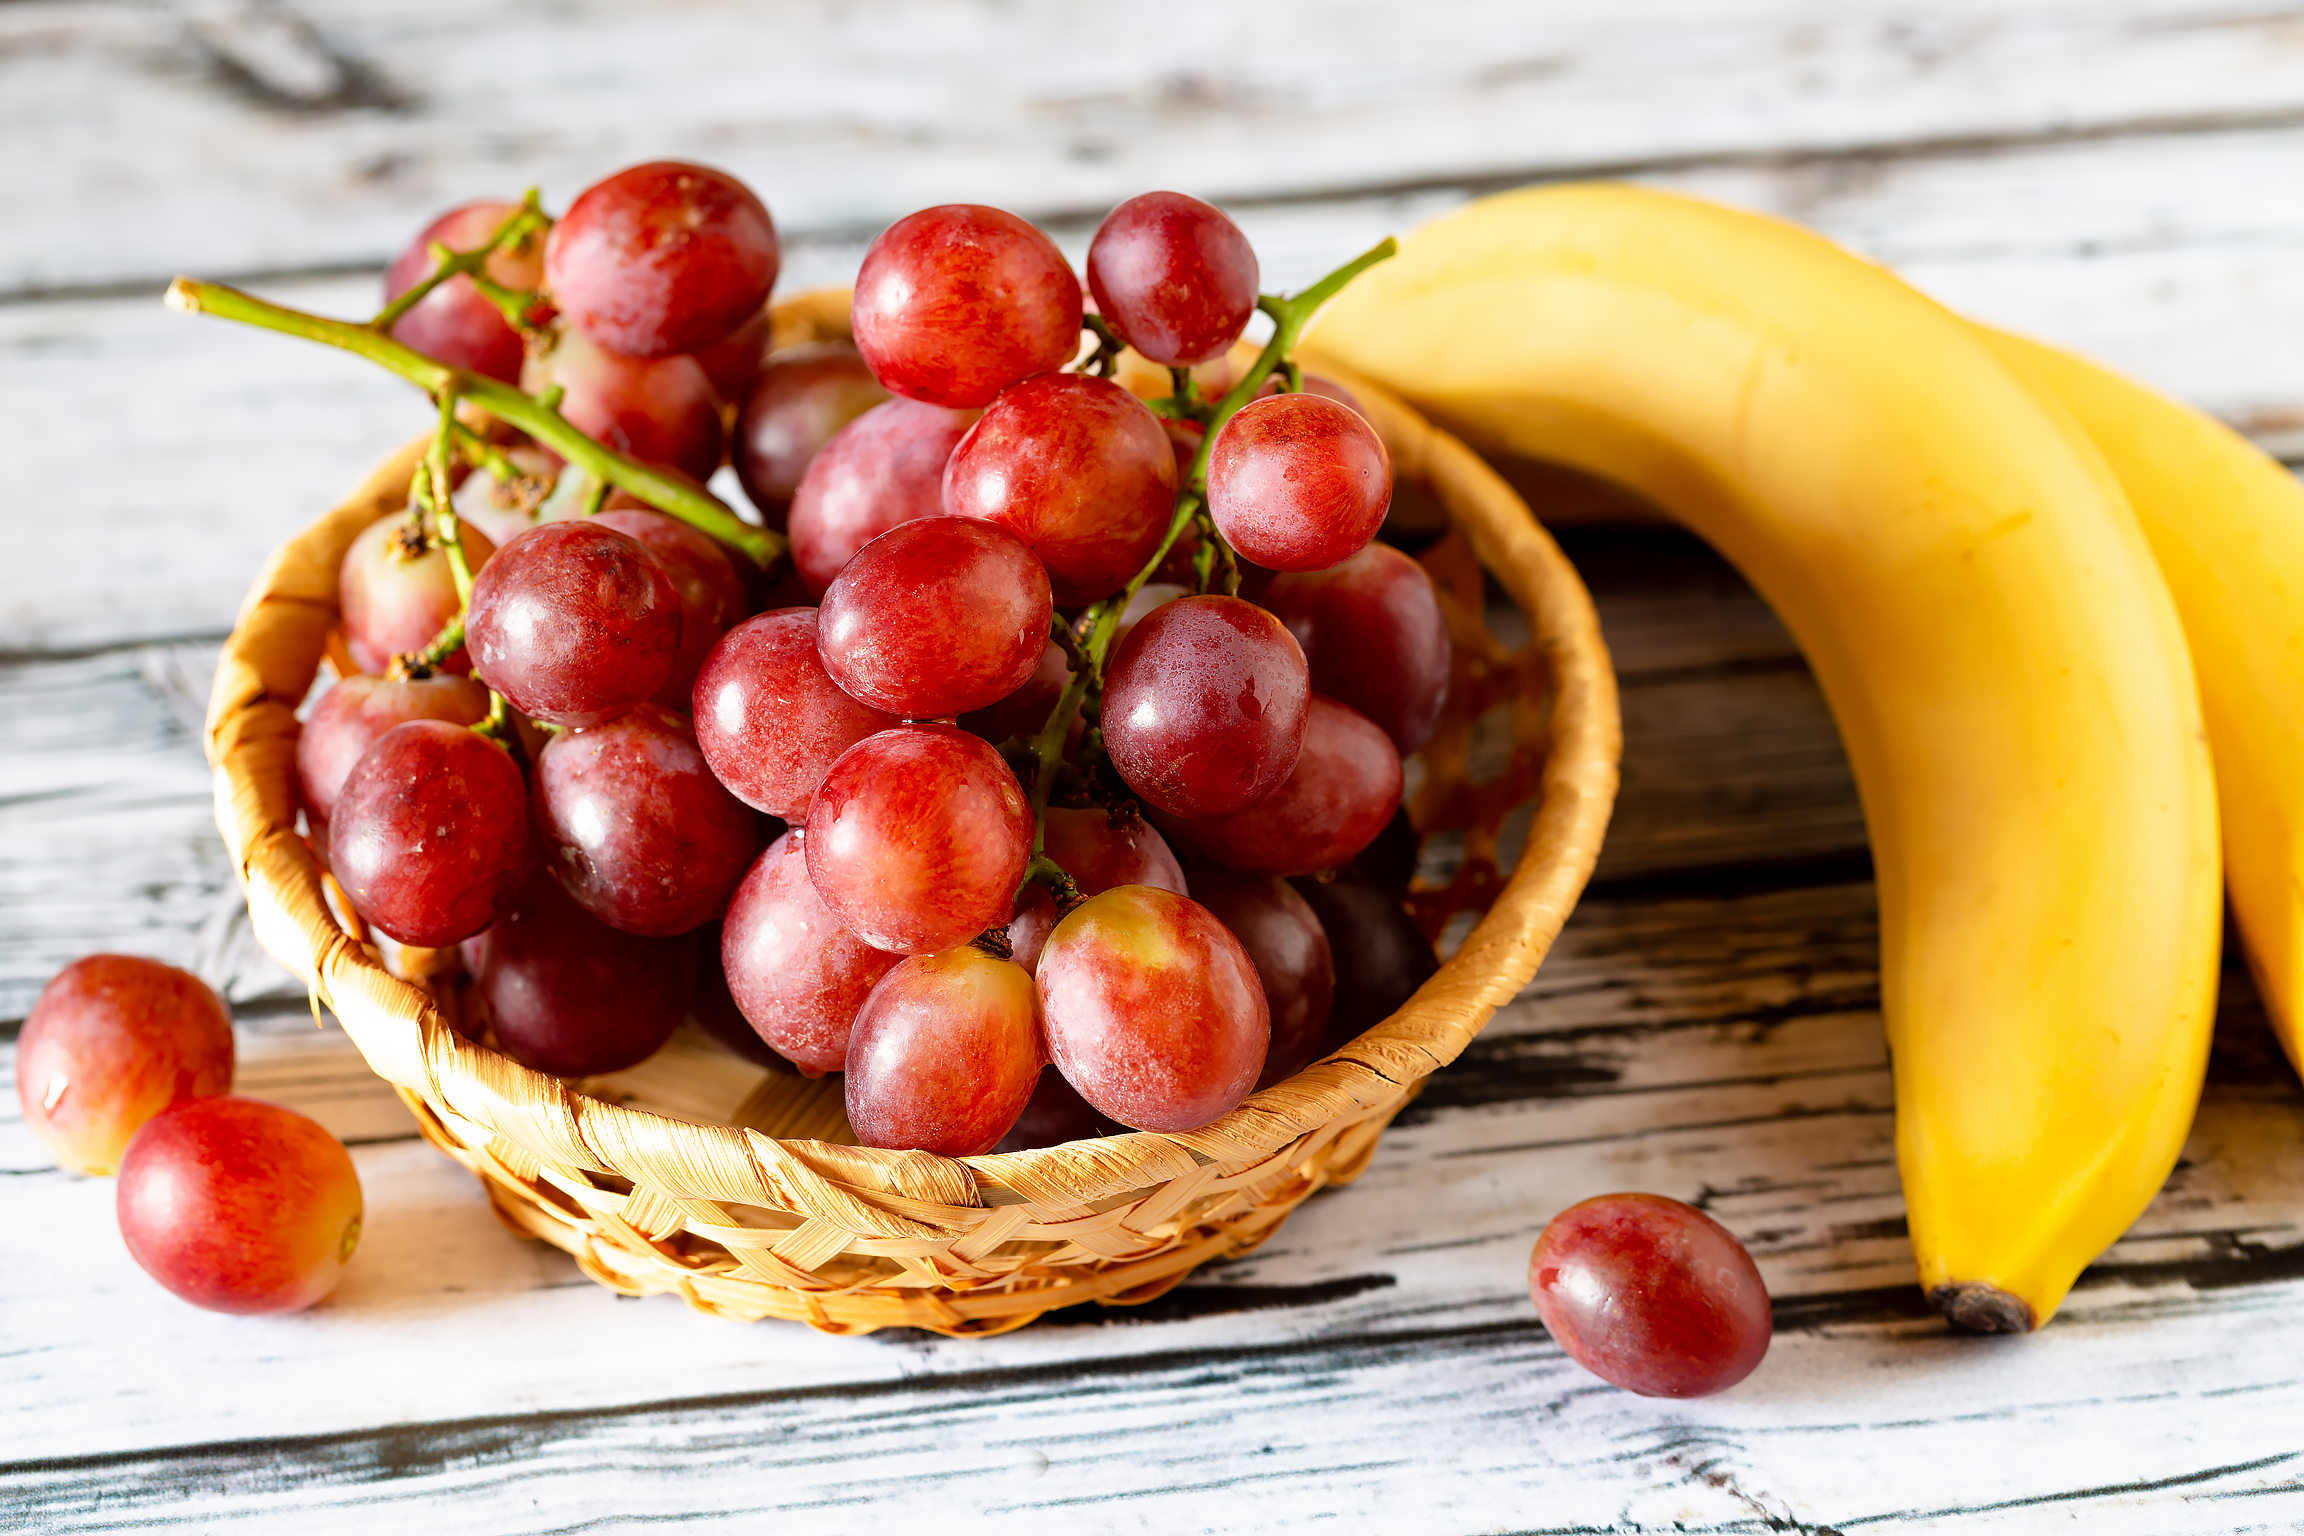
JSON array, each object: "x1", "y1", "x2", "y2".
[{"x1": 202, "y1": 292, "x2": 1621, "y2": 1336}]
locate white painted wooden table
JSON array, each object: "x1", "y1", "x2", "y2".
[{"x1": 8, "y1": 4, "x2": 2304, "y2": 1530}]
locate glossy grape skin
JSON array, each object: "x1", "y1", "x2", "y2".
[
  {"x1": 16, "y1": 956, "x2": 234, "y2": 1176},
  {"x1": 845, "y1": 946, "x2": 1043, "y2": 1156},
  {"x1": 1264, "y1": 541, "x2": 1451, "y2": 754},
  {"x1": 720, "y1": 833, "x2": 901, "y2": 1073},
  {"x1": 116, "y1": 1097, "x2": 362, "y2": 1315},
  {"x1": 959, "y1": 640, "x2": 1070, "y2": 747},
  {"x1": 1086, "y1": 191, "x2": 1260, "y2": 367},
  {"x1": 694, "y1": 306, "x2": 772, "y2": 406},
  {"x1": 942, "y1": 374, "x2": 1177, "y2": 604},
  {"x1": 1159, "y1": 696, "x2": 1403, "y2": 878},
  {"x1": 383, "y1": 201, "x2": 543, "y2": 385},
  {"x1": 534, "y1": 704, "x2": 761, "y2": 937},
  {"x1": 733, "y1": 345, "x2": 890, "y2": 523},
  {"x1": 594, "y1": 509, "x2": 747, "y2": 709},
  {"x1": 1288, "y1": 871, "x2": 1436, "y2": 1048},
  {"x1": 805, "y1": 725, "x2": 1032, "y2": 955},
  {"x1": 1007, "y1": 806, "x2": 1189, "y2": 974},
  {"x1": 686, "y1": 919, "x2": 787, "y2": 1068},
  {"x1": 463, "y1": 875, "x2": 697, "y2": 1077},
  {"x1": 1207, "y1": 392, "x2": 1393, "y2": 572},
  {"x1": 1183, "y1": 863, "x2": 1335, "y2": 1090},
  {"x1": 851, "y1": 205, "x2": 1083, "y2": 408},
  {"x1": 787, "y1": 397, "x2": 976, "y2": 594},
  {"x1": 992, "y1": 1067, "x2": 1121, "y2": 1151},
  {"x1": 693, "y1": 609, "x2": 898, "y2": 818},
  {"x1": 817, "y1": 518, "x2": 1053, "y2": 718},
  {"x1": 466, "y1": 520, "x2": 682, "y2": 727},
  {"x1": 339, "y1": 514, "x2": 497, "y2": 676},
  {"x1": 330, "y1": 720, "x2": 531, "y2": 946},
  {"x1": 1529, "y1": 1193, "x2": 1773, "y2": 1398},
  {"x1": 1039, "y1": 886, "x2": 1269, "y2": 1132},
  {"x1": 1101, "y1": 595, "x2": 1310, "y2": 818},
  {"x1": 544, "y1": 161, "x2": 780, "y2": 359},
  {"x1": 297, "y1": 672, "x2": 490, "y2": 833},
  {"x1": 522, "y1": 329, "x2": 724, "y2": 481}
]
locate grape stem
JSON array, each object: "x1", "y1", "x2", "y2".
[
  {"x1": 1019, "y1": 234, "x2": 1399, "y2": 852},
  {"x1": 163, "y1": 277, "x2": 784, "y2": 570},
  {"x1": 1080, "y1": 314, "x2": 1125, "y2": 379},
  {"x1": 369, "y1": 192, "x2": 550, "y2": 335}
]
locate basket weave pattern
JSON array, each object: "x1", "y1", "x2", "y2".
[{"x1": 202, "y1": 301, "x2": 1621, "y2": 1335}]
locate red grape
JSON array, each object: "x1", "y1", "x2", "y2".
[
  {"x1": 1288, "y1": 871, "x2": 1436, "y2": 1046},
  {"x1": 804, "y1": 725, "x2": 1032, "y2": 955},
  {"x1": 338, "y1": 514, "x2": 497, "y2": 676},
  {"x1": 544, "y1": 161, "x2": 779, "y2": 359},
  {"x1": 817, "y1": 517, "x2": 1053, "y2": 718},
  {"x1": 733, "y1": 345, "x2": 890, "y2": 523},
  {"x1": 941, "y1": 373, "x2": 1177, "y2": 604},
  {"x1": 534, "y1": 703, "x2": 761, "y2": 936},
  {"x1": 115, "y1": 1097, "x2": 362, "y2": 1315},
  {"x1": 787, "y1": 397, "x2": 975, "y2": 595},
  {"x1": 450, "y1": 443, "x2": 559, "y2": 549},
  {"x1": 1007, "y1": 805, "x2": 1189, "y2": 973},
  {"x1": 297, "y1": 672, "x2": 490, "y2": 832},
  {"x1": 1101, "y1": 594, "x2": 1309, "y2": 818},
  {"x1": 463, "y1": 875, "x2": 697, "y2": 1077},
  {"x1": 522, "y1": 329, "x2": 723, "y2": 481},
  {"x1": 1257, "y1": 371, "x2": 1368, "y2": 420},
  {"x1": 1264, "y1": 541, "x2": 1451, "y2": 754},
  {"x1": 1038, "y1": 886, "x2": 1268, "y2": 1132},
  {"x1": 16, "y1": 956, "x2": 234, "y2": 1176},
  {"x1": 693, "y1": 608, "x2": 898, "y2": 817},
  {"x1": 383, "y1": 200, "x2": 542, "y2": 385},
  {"x1": 328, "y1": 719, "x2": 531, "y2": 946},
  {"x1": 851, "y1": 205, "x2": 1083, "y2": 407},
  {"x1": 694, "y1": 306, "x2": 772, "y2": 406},
  {"x1": 720, "y1": 832, "x2": 901, "y2": 1073},
  {"x1": 845, "y1": 945, "x2": 1042, "y2": 1155},
  {"x1": 1158, "y1": 696, "x2": 1402, "y2": 877},
  {"x1": 594, "y1": 509, "x2": 747, "y2": 708},
  {"x1": 1529, "y1": 1193, "x2": 1773, "y2": 1398},
  {"x1": 1086, "y1": 191, "x2": 1260, "y2": 367},
  {"x1": 1207, "y1": 392, "x2": 1392, "y2": 571},
  {"x1": 1184, "y1": 863, "x2": 1334, "y2": 1089},
  {"x1": 959, "y1": 640, "x2": 1071, "y2": 747},
  {"x1": 466, "y1": 520, "x2": 682, "y2": 727},
  {"x1": 992, "y1": 1066, "x2": 1121, "y2": 1151},
  {"x1": 686, "y1": 919, "x2": 787, "y2": 1068},
  {"x1": 1113, "y1": 581, "x2": 1186, "y2": 652}
]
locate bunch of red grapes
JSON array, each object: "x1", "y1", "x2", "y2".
[{"x1": 307, "y1": 162, "x2": 1453, "y2": 1157}]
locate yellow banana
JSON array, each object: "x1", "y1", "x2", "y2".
[
  {"x1": 1983, "y1": 330, "x2": 2304, "y2": 1079},
  {"x1": 1303, "y1": 184, "x2": 2220, "y2": 1331}
]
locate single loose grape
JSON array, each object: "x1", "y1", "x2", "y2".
[
  {"x1": 733, "y1": 344, "x2": 890, "y2": 523},
  {"x1": 942, "y1": 373, "x2": 1177, "y2": 604},
  {"x1": 466, "y1": 520, "x2": 682, "y2": 727},
  {"x1": 545, "y1": 160, "x2": 780, "y2": 359},
  {"x1": 817, "y1": 517, "x2": 1054, "y2": 719},
  {"x1": 851, "y1": 205, "x2": 1083, "y2": 408},
  {"x1": 464, "y1": 875, "x2": 697, "y2": 1077},
  {"x1": 787, "y1": 397, "x2": 976, "y2": 595},
  {"x1": 594, "y1": 509, "x2": 748, "y2": 709},
  {"x1": 804, "y1": 725, "x2": 1032, "y2": 955},
  {"x1": 1207, "y1": 392, "x2": 1392, "y2": 572},
  {"x1": 1529, "y1": 1193, "x2": 1773, "y2": 1398},
  {"x1": 16, "y1": 956, "x2": 234, "y2": 1176},
  {"x1": 329, "y1": 720, "x2": 531, "y2": 947},
  {"x1": 297, "y1": 672, "x2": 490, "y2": 833},
  {"x1": 116, "y1": 1097, "x2": 363, "y2": 1315},
  {"x1": 338, "y1": 514, "x2": 497, "y2": 677},
  {"x1": 1085, "y1": 191, "x2": 1260, "y2": 367},
  {"x1": 846, "y1": 945, "x2": 1043, "y2": 1156},
  {"x1": 1101, "y1": 595, "x2": 1309, "y2": 818},
  {"x1": 521, "y1": 329, "x2": 725, "y2": 481},
  {"x1": 383, "y1": 200, "x2": 543, "y2": 385},
  {"x1": 693, "y1": 608, "x2": 899, "y2": 818},
  {"x1": 720, "y1": 833, "x2": 902, "y2": 1074},
  {"x1": 1264, "y1": 542, "x2": 1451, "y2": 754},
  {"x1": 1158, "y1": 696, "x2": 1402, "y2": 877},
  {"x1": 1038, "y1": 886, "x2": 1268, "y2": 1132},
  {"x1": 534, "y1": 703, "x2": 762, "y2": 937},
  {"x1": 1184, "y1": 863, "x2": 1335, "y2": 1090}
]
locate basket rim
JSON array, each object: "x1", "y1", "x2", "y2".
[{"x1": 201, "y1": 297, "x2": 1621, "y2": 1225}]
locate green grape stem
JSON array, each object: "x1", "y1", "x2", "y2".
[
  {"x1": 163, "y1": 277, "x2": 783, "y2": 570},
  {"x1": 369, "y1": 193, "x2": 549, "y2": 335}
]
